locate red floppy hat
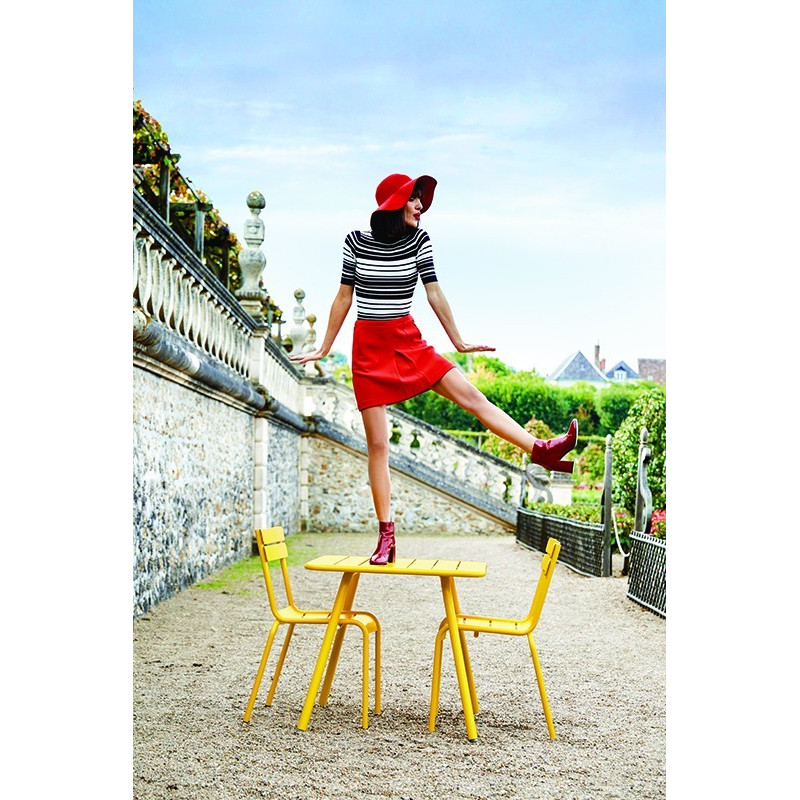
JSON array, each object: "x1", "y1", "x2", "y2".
[{"x1": 373, "y1": 173, "x2": 437, "y2": 213}]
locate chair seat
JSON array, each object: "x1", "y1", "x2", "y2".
[
  {"x1": 441, "y1": 614, "x2": 532, "y2": 637},
  {"x1": 279, "y1": 606, "x2": 379, "y2": 632}
]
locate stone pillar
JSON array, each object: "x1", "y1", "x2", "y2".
[
  {"x1": 299, "y1": 435, "x2": 310, "y2": 530},
  {"x1": 237, "y1": 190, "x2": 270, "y2": 540},
  {"x1": 253, "y1": 416, "x2": 269, "y2": 535},
  {"x1": 602, "y1": 434, "x2": 613, "y2": 577},
  {"x1": 236, "y1": 191, "x2": 267, "y2": 322}
]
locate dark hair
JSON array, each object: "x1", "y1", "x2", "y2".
[
  {"x1": 370, "y1": 182, "x2": 424, "y2": 243},
  {"x1": 370, "y1": 209, "x2": 408, "y2": 243}
]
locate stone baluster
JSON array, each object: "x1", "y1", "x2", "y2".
[
  {"x1": 289, "y1": 289, "x2": 308, "y2": 357},
  {"x1": 303, "y1": 312, "x2": 321, "y2": 377},
  {"x1": 236, "y1": 191, "x2": 268, "y2": 323}
]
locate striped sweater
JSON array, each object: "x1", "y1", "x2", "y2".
[{"x1": 340, "y1": 228, "x2": 438, "y2": 320}]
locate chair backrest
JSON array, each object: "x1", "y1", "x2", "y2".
[
  {"x1": 525, "y1": 537, "x2": 561, "y2": 630},
  {"x1": 254, "y1": 527, "x2": 296, "y2": 619}
]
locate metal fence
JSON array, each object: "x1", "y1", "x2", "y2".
[
  {"x1": 516, "y1": 509, "x2": 606, "y2": 577},
  {"x1": 516, "y1": 427, "x2": 666, "y2": 619},
  {"x1": 627, "y1": 531, "x2": 666, "y2": 617}
]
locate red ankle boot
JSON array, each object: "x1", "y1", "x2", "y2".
[
  {"x1": 369, "y1": 521, "x2": 396, "y2": 565},
  {"x1": 530, "y1": 419, "x2": 579, "y2": 473}
]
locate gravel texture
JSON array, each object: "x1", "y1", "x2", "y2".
[{"x1": 133, "y1": 533, "x2": 665, "y2": 800}]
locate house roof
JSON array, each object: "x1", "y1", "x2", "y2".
[
  {"x1": 547, "y1": 351, "x2": 609, "y2": 384},
  {"x1": 605, "y1": 360, "x2": 641, "y2": 379}
]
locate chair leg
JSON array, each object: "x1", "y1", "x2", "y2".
[
  {"x1": 265, "y1": 623, "x2": 295, "y2": 706},
  {"x1": 528, "y1": 633, "x2": 556, "y2": 739},
  {"x1": 243, "y1": 621, "x2": 281, "y2": 722},
  {"x1": 361, "y1": 627, "x2": 370, "y2": 729},
  {"x1": 459, "y1": 629, "x2": 480, "y2": 715},
  {"x1": 428, "y1": 625, "x2": 447, "y2": 731},
  {"x1": 374, "y1": 624, "x2": 382, "y2": 715}
]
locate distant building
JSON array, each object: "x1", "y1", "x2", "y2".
[
  {"x1": 547, "y1": 351, "x2": 610, "y2": 387},
  {"x1": 638, "y1": 358, "x2": 666, "y2": 384},
  {"x1": 605, "y1": 360, "x2": 640, "y2": 382},
  {"x1": 547, "y1": 344, "x2": 663, "y2": 388}
]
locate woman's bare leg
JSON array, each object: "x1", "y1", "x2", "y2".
[
  {"x1": 360, "y1": 405, "x2": 392, "y2": 521},
  {"x1": 431, "y1": 369, "x2": 536, "y2": 452}
]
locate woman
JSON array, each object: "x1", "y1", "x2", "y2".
[{"x1": 290, "y1": 173, "x2": 577, "y2": 565}]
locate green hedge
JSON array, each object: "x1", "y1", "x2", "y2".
[
  {"x1": 611, "y1": 385, "x2": 666, "y2": 515},
  {"x1": 397, "y1": 361, "x2": 659, "y2": 439}
]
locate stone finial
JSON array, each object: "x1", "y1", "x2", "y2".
[
  {"x1": 236, "y1": 190, "x2": 268, "y2": 322},
  {"x1": 289, "y1": 288, "x2": 308, "y2": 356},
  {"x1": 304, "y1": 313, "x2": 317, "y2": 351},
  {"x1": 304, "y1": 313, "x2": 320, "y2": 376}
]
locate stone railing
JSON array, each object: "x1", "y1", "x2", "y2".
[
  {"x1": 133, "y1": 191, "x2": 253, "y2": 379},
  {"x1": 303, "y1": 378, "x2": 524, "y2": 522}
]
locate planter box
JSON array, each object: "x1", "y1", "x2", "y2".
[{"x1": 516, "y1": 508, "x2": 606, "y2": 577}]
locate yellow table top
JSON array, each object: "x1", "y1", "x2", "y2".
[{"x1": 305, "y1": 554, "x2": 487, "y2": 578}]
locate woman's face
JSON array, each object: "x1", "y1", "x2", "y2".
[{"x1": 403, "y1": 192, "x2": 423, "y2": 228}]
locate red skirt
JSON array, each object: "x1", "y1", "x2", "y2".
[{"x1": 351, "y1": 315, "x2": 456, "y2": 411}]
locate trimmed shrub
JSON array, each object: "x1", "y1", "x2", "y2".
[
  {"x1": 596, "y1": 382, "x2": 642, "y2": 434},
  {"x1": 611, "y1": 385, "x2": 666, "y2": 516}
]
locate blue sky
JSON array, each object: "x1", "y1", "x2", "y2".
[{"x1": 133, "y1": 0, "x2": 665, "y2": 375}]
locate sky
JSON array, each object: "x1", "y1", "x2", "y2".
[{"x1": 132, "y1": 0, "x2": 665, "y2": 376}]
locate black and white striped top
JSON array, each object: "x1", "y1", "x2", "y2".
[{"x1": 340, "y1": 228, "x2": 438, "y2": 320}]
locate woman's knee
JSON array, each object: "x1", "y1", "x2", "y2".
[
  {"x1": 366, "y1": 437, "x2": 390, "y2": 460},
  {"x1": 457, "y1": 383, "x2": 490, "y2": 415}
]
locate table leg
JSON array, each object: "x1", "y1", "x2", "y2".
[
  {"x1": 319, "y1": 574, "x2": 361, "y2": 706},
  {"x1": 440, "y1": 576, "x2": 478, "y2": 741},
  {"x1": 450, "y1": 580, "x2": 480, "y2": 715},
  {"x1": 298, "y1": 572, "x2": 356, "y2": 731}
]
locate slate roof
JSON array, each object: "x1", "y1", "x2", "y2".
[
  {"x1": 605, "y1": 360, "x2": 641, "y2": 380},
  {"x1": 547, "y1": 351, "x2": 609, "y2": 384}
]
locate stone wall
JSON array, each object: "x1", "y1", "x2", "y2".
[
  {"x1": 305, "y1": 436, "x2": 513, "y2": 536},
  {"x1": 260, "y1": 417, "x2": 301, "y2": 538},
  {"x1": 133, "y1": 367, "x2": 254, "y2": 616}
]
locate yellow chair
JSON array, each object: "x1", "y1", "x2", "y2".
[
  {"x1": 428, "y1": 537, "x2": 562, "y2": 739},
  {"x1": 243, "y1": 527, "x2": 381, "y2": 728}
]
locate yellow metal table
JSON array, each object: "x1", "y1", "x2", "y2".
[{"x1": 300, "y1": 555, "x2": 487, "y2": 740}]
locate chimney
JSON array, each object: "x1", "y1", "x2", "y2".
[{"x1": 594, "y1": 343, "x2": 600, "y2": 366}]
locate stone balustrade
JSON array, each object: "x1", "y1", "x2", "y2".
[
  {"x1": 303, "y1": 378, "x2": 524, "y2": 518},
  {"x1": 133, "y1": 201, "x2": 252, "y2": 380}
]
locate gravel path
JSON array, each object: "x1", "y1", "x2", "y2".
[{"x1": 133, "y1": 533, "x2": 665, "y2": 799}]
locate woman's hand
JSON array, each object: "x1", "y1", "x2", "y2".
[
  {"x1": 289, "y1": 348, "x2": 328, "y2": 365},
  {"x1": 456, "y1": 343, "x2": 496, "y2": 353}
]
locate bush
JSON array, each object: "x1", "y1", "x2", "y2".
[
  {"x1": 651, "y1": 509, "x2": 666, "y2": 539},
  {"x1": 576, "y1": 442, "x2": 605, "y2": 488},
  {"x1": 596, "y1": 383, "x2": 642, "y2": 434},
  {"x1": 530, "y1": 502, "x2": 599, "y2": 523},
  {"x1": 560, "y1": 383, "x2": 601, "y2": 436},
  {"x1": 611, "y1": 385, "x2": 666, "y2": 516},
  {"x1": 475, "y1": 372, "x2": 570, "y2": 430}
]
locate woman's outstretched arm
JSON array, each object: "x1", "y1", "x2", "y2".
[
  {"x1": 423, "y1": 281, "x2": 496, "y2": 353},
  {"x1": 289, "y1": 283, "x2": 354, "y2": 364}
]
